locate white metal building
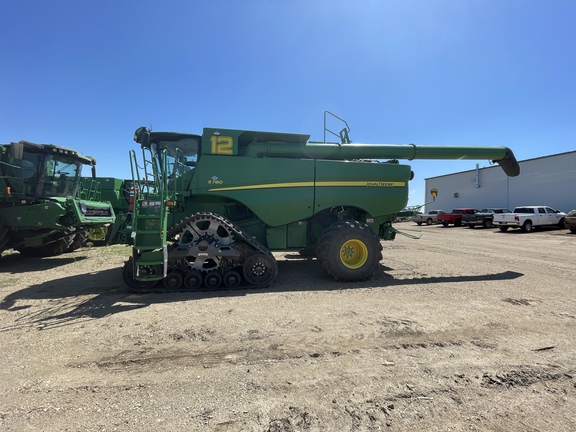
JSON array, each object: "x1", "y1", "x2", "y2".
[{"x1": 424, "y1": 151, "x2": 576, "y2": 214}]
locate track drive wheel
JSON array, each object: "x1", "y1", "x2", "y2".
[
  {"x1": 317, "y1": 221, "x2": 383, "y2": 282},
  {"x1": 122, "y1": 257, "x2": 159, "y2": 291}
]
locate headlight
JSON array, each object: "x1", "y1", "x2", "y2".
[{"x1": 79, "y1": 201, "x2": 87, "y2": 214}]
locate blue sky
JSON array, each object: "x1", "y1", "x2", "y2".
[{"x1": 2, "y1": 0, "x2": 575, "y2": 207}]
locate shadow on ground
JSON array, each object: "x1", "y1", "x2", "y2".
[{"x1": 0, "y1": 252, "x2": 524, "y2": 331}]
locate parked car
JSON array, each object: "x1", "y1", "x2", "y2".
[
  {"x1": 565, "y1": 209, "x2": 576, "y2": 233},
  {"x1": 415, "y1": 210, "x2": 445, "y2": 225},
  {"x1": 462, "y1": 208, "x2": 512, "y2": 229}
]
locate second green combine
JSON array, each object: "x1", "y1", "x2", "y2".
[{"x1": 0, "y1": 140, "x2": 115, "y2": 257}]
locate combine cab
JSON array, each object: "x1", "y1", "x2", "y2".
[
  {"x1": 123, "y1": 115, "x2": 519, "y2": 291},
  {"x1": 0, "y1": 140, "x2": 115, "y2": 257}
]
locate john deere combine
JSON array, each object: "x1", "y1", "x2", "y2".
[
  {"x1": 123, "y1": 115, "x2": 520, "y2": 291},
  {"x1": 79, "y1": 177, "x2": 135, "y2": 246},
  {"x1": 0, "y1": 140, "x2": 115, "y2": 257}
]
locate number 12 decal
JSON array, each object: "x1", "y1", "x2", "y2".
[{"x1": 210, "y1": 136, "x2": 234, "y2": 155}]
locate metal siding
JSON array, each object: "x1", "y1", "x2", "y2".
[{"x1": 424, "y1": 151, "x2": 576, "y2": 213}]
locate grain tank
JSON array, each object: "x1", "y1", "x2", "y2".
[{"x1": 123, "y1": 124, "x2": 519, "y2": 291}]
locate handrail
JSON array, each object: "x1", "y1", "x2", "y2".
[{"x1": 324, "y1": 111, "x2": 351, "y2": 143}]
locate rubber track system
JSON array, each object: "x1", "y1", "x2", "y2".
[
  {"x1": 127, "y1": 212, "x2": 278, "y2": 294},
  {"x1": 16, "y1": 231, "x2": 75, "y2": 257}
]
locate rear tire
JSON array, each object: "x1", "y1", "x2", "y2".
[
  {"x1": 317, "y1": 221, "x2": 382, "y2": 282},
  {"x1": 522, "y1": 221, "x2": 533, "y2": 233},
  {"x1": 426, "y1": 218, "x2": 433, "y2": 225},
  {"x1": 66, "y1": 231, "x2": 89, "y2": 252},
  {"x1": 483, "y1": 219, "x2": 493, "y2": 229}
]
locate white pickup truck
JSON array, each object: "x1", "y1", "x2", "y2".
[{"x1": 493, "y1": 206, "x2": 566, "y2": 232}]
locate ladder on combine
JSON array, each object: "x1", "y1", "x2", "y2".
[{"x1": 128, "y1": 146, "x2": 171, "y2": 283}]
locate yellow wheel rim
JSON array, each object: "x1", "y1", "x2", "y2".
[
  {"x1": 340, "y1": 239, "x2": 368, "y2": 269},
  {"x1": 88, "y1": 226, "x2": 108, "y2": 241}
]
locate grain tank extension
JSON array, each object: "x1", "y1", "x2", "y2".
[{"x1": 124, "y1": 124, "x2": 519, "y2": 291}]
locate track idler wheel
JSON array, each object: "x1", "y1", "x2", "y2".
[
  {"x1": 183, "y1": 270, "x2": 203, "y2": 290},
  {"x1": 223, "y1": 269, "x2": 242, "y2": 288},
  {"x1": 122, "y1": 257, "x2": 159, "y2": 291},
  {"x1": 204, "y1": 270, "x2": 223, "y2": 289},
  {"x1": 243, "y1": 253, "x2": 277, "y2": 288},
  {"x1": 163, "y1": 270, "x2": 184, "y2": 290}
]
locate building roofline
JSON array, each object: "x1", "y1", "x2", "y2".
[{"x1": 425, "y1": 150, "x2": 576, "y2": 180}]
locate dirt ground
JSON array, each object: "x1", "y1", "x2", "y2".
[{"x1": 0, "y1": 223, "x2": 575, "y2": 431}]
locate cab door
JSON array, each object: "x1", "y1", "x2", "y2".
[{"x1": 544, "y1": 207, "x2": 562, "y2": 224}]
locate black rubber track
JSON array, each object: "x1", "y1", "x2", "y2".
[{"x1": 125, "y1": 212, "x2": 278, "y2": 293}]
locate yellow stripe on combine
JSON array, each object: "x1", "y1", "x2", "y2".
[{"x1": 209, "y1": 181, "x2": 405, "y2": 192}]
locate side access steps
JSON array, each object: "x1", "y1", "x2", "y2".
[{"x1": 131, "y1": 196, "x2": 169, "y2": 284}]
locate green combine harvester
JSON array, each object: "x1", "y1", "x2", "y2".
[
  {"x1": 0, "y1": 140, "x2": 115, "y2": 257},
  {"x1": 79, "y1": 177, "x2": 135, "y2": 246},
  {"x1": 122, "y1": 114, "x2": 520, "y2": 291}
]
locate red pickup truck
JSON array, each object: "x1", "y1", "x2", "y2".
[{"x1": 437, "y1": 208, "x2": 479, "y2": 227}]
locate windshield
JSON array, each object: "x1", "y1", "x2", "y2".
[
  {"x1": 155, "y1": 136, "x2": 200, "y2": 180},
  {"x1": 18, "y1": 149, "x2": 82, "y2": 198}
]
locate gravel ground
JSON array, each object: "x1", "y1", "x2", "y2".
[{"x1": 0, "y1": 223, "x2": 575, "y2": 431}]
